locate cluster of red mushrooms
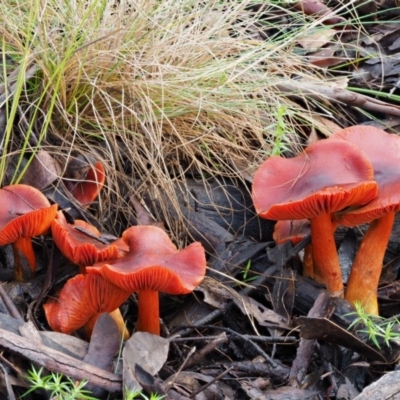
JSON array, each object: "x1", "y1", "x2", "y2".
[
  {"x1": 252, "y1": 125, "x2": 400, "y2": 315},
  {"x1": 0, "y1": 125, "x2": 396, "y2": 341},
  {"x1": 0, "y1": 161, "x2": 206, "y2": 338}
]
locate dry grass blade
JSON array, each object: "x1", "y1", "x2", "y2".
[{"x1": 0, "y1": 0, "x2": 348, "y2": 241}]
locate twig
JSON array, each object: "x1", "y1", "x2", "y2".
[
  {"x1": 172, "y1": 334, "x2": 297, "y2": 343},
  {"x1": 276, "y1": 81, "x2": 400, "y2": 118},
  {"x1": 289, "y1": 291, "x2": 333, "y2": 387},
  {"x1": 174, "y1": 325, "x2": 281, "y2": 369},
  {"x1": 184, "y1": 333, "x2": 228, "y2": 368},
  {"x1": 0, "y1": 362, "x2": 16, "y2": 400},
  {"x1": 165, "y1": 346, "x2": 196, "y2": 390},
  {"x1": 189, "y1": 367, "x2": 233, "y2": 399},
  {"x1": 73, "y1": 226, "x2": 110, "y2": 244},
  {"x1": 0, "y1": 327, "x2": 121, "y2": 392},
  {"x1": 0, "y1": 284, "x2": 24, "y2": 322}
]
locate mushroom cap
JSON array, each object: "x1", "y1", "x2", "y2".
[
  {"x1": 332, "y1": 126, "x2": 400, "y2": 226},
  {"x1": 252, "y1": 139, "x2": 378, "y2": 221},
  {"x1": 68, "y1": 161, "x2": 105, "y2": 205},
  {"x1": 0, "y1": 184, "x2": 58, "y2": 245},
  {"x1": 44, "y1": 274, "x2": 131, "y2": 334},
  {"x1": 51, "y1": 211, "x2": 127, "y2": 266},
  {"x1": 86, "y1": 225, "x2": 207, "y2": 294}
]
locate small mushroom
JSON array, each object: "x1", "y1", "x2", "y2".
[
  {"x1": 332, "y1": 126, "x2": 400, "y2": 314},
  {"x1": 51, "y1": 211, "x2": 127, "y2": 272},
  {"x1": 0, "y1": 184, "x2": 58, "y2": 281},
  {"x1": 51, "y1": 210, "x2": 129, "y2": 336},
  {"x1": 252, "y1": 139, "x2": 378, "y2": 294},
  {"x1": 44, "y1": 274, "x2": 131, "y2": 338},
  {"x1": 86, "y1": 225, "x2": 207, "y2": 335},
  {"x1": 64, "y1": 159, "x2": 105, "y2": 206}
]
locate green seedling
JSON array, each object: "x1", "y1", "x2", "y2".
[
  {"x1": 270, "y1": 104, "x2": 293, "y2": 156},
  {"x1": 241, "y1": 260, "x2": 257, "y2": 284},
  {"x1": 346, "y1": 301, "x2": 400, "y2": 349},
  {"x1": 23, "y1": 366, "x2": 164, "y2": 400},
  {"x1": 23, "y1": 366, "x2": 97, "y2": 399}
]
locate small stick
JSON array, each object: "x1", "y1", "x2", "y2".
[
  {"x1": 166, "y1": 347, "x2": 196, "y2": 390},
  {"x1": 173, "y1": 325, "x2": 283, "y2": 370},
  {"x1": 184, "y1": 333, "x2": 228, "y2": 368},
  {"x1": 73, "y1": 226, "x2": 110, "y2": 245},
  {"x1": 0, "y1": 284, "x2": 24, "y2": 322},
  {"x1": 189, "y1": 367, "x2": 233, "y2": 399}
]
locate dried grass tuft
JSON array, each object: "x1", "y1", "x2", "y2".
[{"x1": 0, "y1": 0, "x2": 345, "y2": 242}]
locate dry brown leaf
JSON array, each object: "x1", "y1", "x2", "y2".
[
  {"x1": 123, "y1": 332, "x2": 169, "y2": 393},
  {"x1": 297, "y1": 28, "x2": 337, "y2": 50},
  {"x1": 20, "y1": 150, "x2": 60, "y2": 190}
]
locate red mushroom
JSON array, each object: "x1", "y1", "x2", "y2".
[
  {"x1": 0, "y1": 184, "x2": 58, "y2": 281},
  {"x1": 44, "y1": 274, "x2": 131, "y2": 338},
  {"x1": 252, "y1": 139, "x2": 378, "y2": 294},
  {"x1": 64, "y1": 158, "x2": 105, "y2": 206},
  {"x1": 332, "y1": 126, "x2": 400, "y2": 314},
  {"x1": 51, "y1": 211, "x2": 127, "y2": 272},
  {"x1": 51, "y1": 210, "x2": 129, "y2": 336},
  {"x1": 86, "y1": 225, "x2": 207, "y2": 335}
]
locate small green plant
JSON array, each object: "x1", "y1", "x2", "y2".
[
  {"x1": 124, "y1": 388, "x2": 165, "y2": 400},
  {"x1": 346, "y1": 301, "x2": 400, "y2": 349},
  {"x1": 23, "y1": 366, "x2": 97, "y2": 399},
  {"x1": 23, "y1": 366, "x2": 165, "y2": 400},
  {"x1": 241, "y1": 259, "x2": 257, "y2": 284},
  {"x1": 269, "y1": 104, "x2": 295, "y2": 156}
]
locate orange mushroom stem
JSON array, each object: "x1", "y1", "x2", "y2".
[
  {"x1": 310, "y1": 213, "x2": 341, "y2": 291},
  {"x1": 136, "y1": 290, "x2": 161, "y2": 335},
  {"x1": 345, "y1": 213, "x2": 394, "y2": 314}
]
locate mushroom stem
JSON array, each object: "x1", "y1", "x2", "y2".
[
  {"x1": 303, "y1": 220, "x2": 338, "y2": 280},
  {"x1": 136, "y1": 289, "x2": 160, "y2": 335},
  {"x1": 345, "y1": 212, "x2": 395, "y2": 315},
  {"x1": 13, "y1": 237, "x2": 36, "y2": 282},
  {"x1": 311, "y1": 213, "x2": 343, "y2": 294}
]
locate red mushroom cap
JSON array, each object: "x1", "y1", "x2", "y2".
[
  {"x1": 0, "y1": 184, "x2": 58, "y2": 244},
  {"x1": 44, "y1": 274, "x2": 131, "y2": 334},
  {"x1": 51, "y1": 211, "x2": 127, "y2": 267},
  {"x1": 332, "y1": 126, "x2": 400, "y2": 226},
  {"x1": 252, "y1": 139, "x2": 378, "y2": 221},
  {"x1": 86, "y1": 225, "x2": 206, "y2": 294},
  {"x1": 67, "y1": 160, "x2": 105, "y2": 205}
]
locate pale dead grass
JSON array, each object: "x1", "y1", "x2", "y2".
[{"x1": 0, "y1": 0, "x2": 347, "y2": 242}]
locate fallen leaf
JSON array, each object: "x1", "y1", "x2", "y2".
[
  {"x1": 296, "y1": 317, "x2": 387, "y2": 361},
  {"x1": 297, "y1": 28, "x2": 337, "y2": 50},
  {"x1": 233, "y1": 293, "x2": 289, "y2": 329},
  {"x1": 20, "y1": 150, "x2": 60, "y2": 190},
  {"x1": 84, "y1": 313, "x2": 121, "y2": 371},
  {"x1": 123, "y1": 332, "x2": 170, "y2": 392}
]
